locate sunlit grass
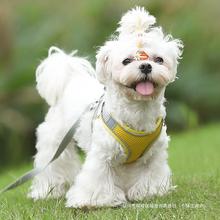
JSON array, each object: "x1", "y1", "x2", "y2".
[{"x1": 0, "y1": 123, "x2": 219, "y2": 219}]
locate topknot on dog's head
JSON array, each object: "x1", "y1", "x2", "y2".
[{"x1": 117, "y1": 6, "x2": 156, "y2": 39}]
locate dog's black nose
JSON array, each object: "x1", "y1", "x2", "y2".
[{"x1": 139, "y1": 63, "x2": 152, "y2": 75}]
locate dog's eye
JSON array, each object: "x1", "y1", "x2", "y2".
[
  {"x1": 154, "y1": 57, "x2": 164, "y2": 64},
  {"x1": 122, "y1": 58, "x2": 132, "y2": 65}
]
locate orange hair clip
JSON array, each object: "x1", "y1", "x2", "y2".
[{"x1": 135, "y1": 51, "x2": 149, "y2": 61}]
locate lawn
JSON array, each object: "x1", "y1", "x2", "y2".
[{"x1": 0, "y1": 123, "x2": 219, "y2": 220}]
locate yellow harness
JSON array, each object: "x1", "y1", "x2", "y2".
[{"x1": 100, "y1": 105, "x2": 163, "y2": 164}]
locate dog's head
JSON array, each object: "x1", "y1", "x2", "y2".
[{"x1": 96, "y1": 7, "x2": 183, "y2": 101}]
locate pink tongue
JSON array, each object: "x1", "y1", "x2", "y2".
[{"x1": 135, "y1": 81, "x2": 154, "y2": 96}]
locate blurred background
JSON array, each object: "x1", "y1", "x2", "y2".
[{"x1": 0, "y1": 0, "x2": 219, "y2": 168}]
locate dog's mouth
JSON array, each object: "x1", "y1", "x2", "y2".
[{"x1": 126, "y1": 79, "x2": 158, "y2": 96}]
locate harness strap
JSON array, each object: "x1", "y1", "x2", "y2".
[{"x1": 100, "y1": 104, "x2": 163, "y2": 164}]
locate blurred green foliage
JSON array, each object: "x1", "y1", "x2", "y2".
[{"x1": 0, "y1": 0, "x2": 220, "y2": 167}]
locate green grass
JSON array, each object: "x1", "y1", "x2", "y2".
[{"x1": 0, "y1": 123, "x2": 220, "y2": 220}]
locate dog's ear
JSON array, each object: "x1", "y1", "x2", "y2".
[
  {"x1": 167, "y1": 38, "x2": 184, "y2": 74},
  {"x1": 96, "y1": 41, "x2": 115, "y2": 84},
  {"x1": 166, "y1": 37, "x2": 184, "y2": 81}
]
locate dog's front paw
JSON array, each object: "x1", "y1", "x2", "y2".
[
  {"x1": 127, "y1": 178, "x2": 172, "y2": 202},
  {"x1": 127, "y1": 180, "x2": 152, "y2": 202},
  {"x1": 66, "y1": 185, "x2": 127, "y2": 208}
]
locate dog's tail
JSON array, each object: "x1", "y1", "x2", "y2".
[{"x1": 36, "y1": 47, "x2": 96, "y2": 106}]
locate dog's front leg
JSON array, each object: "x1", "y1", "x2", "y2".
[
  {"x1": 66, "y1": 148, "x2": 126, "y2": 208},
  {"x1": 127, "y1": 149, "x2": 172, "y2": 202}
]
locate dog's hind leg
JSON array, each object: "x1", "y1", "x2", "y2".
[{"x1": 28, "y1": 110, "x2": 81, "y2": 200}]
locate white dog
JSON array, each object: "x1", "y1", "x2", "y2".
[{"x1": 29, "y1": 7, "x2": 183, "y2": 208}]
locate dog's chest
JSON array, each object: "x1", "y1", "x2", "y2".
[{"x1": 74, "y1": 106, "x2": 163, "y2": 166}]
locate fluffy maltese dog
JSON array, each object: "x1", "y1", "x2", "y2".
[{"x1": 29, "y1": 7, "x2": 183, "y2": 208}]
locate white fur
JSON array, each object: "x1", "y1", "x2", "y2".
[
  {"x1": 29, "y1": 7, "x2": 183, "y2": 208},
  {"x1": 117, "y1": 6, "x2": 156, "y2": 39}
]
